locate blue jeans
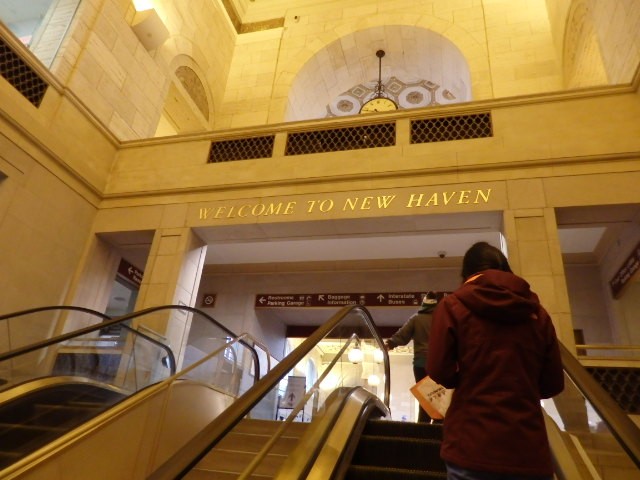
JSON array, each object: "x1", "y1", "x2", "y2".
[{"x1": 446, "y1": 462, "x2": 553, "y2": 480}]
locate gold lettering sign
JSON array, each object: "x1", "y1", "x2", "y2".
[{"x1": 198, "y1": 188, "x2": 492, "y2": 221}]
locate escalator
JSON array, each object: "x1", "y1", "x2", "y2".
[
  {"x1": 191, "y1": 418, "x2": 310, "y2": 478},
  {"x1": 2, "y1": 304, "x2": 639, "y2": 479},
  {"x1": 0, "y1": 380, "x2": 126, "y2": 469},
  {"x1": 344, "y1": 419, "x2": 445, "y2": 480},
  {"x1": 146, "y1": 304, "x2": 639, "y2": 480},
  {"x1": 146, "y1": 305, "x2": 444, "y2": 480},
  {"x1": 0, "y1": 305, "x2": 265, "y2": 477}
]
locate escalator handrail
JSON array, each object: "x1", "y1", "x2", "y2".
[
  {"x1": 559, "y1": 342, "x2": 640, "y2": 467},
  {"x1": 104, "y1": 304, "x2": 262, "y2": 382},
  {"x1": 241, "y1": 332, "x2": 272, "y2": 373},
  {"x1": 307, "y1": 387, "x2": 389, "y2": 480},
  {"x1": 278, "y1": 386, "x2": 389, "y2": 480},
  {"x1": 239, "y1": 333, "x2": 361, "y2": 479},
  {"x1": 148, "y1": 304, "x2": 389, "y2": 480},
  {"x1": 0, "y1": 305, "x2": 111, "y2": 322},
  {"x1": 0, "y1": 305, "x2": 263, "y2": 382},
  {"x1": 0, "y1": 307, "x2": 176, "y2": 375}
]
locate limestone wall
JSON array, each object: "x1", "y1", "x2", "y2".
[
  {"x1": 0, "y1": 24, "x2": 116, "y2": 315},
  {"x1": 35, "y1": 0, "x2": 640, "y2": 133},
  {"x1": 47, "y1": 0, "x2": 236, "y2": 139}
]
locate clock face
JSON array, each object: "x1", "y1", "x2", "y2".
[{"x1": 360, "y1": 97, "x2": 398, "y2": 113}]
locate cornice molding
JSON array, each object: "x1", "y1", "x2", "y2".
[
  {"x1": 99, "y1": 150, "x2": 640, "y2": 204},
  {"x1": 119, "y1": 81, "x2": 639, "y2": 148}
]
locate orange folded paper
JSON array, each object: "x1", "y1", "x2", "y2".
[{"x1": 410, "y1": 375, "x2": 454, "y2": 420}]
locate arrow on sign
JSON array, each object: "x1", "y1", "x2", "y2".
[
  {"x1": 377, "y1": 294, "x2": 385, "y2": 302},
  {"x1": 259, "y1": 297, "x2": 267, "y2": 304},
  {"x1": 318, "y1": 295, "x2": 325, "y2": 302}
]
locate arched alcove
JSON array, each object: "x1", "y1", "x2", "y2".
[
  {"x1": 156, "y1": 54, "x2": 214, "y2": 136},
  {"x1": 285, "y1": 26, "x2": 472, "y2": 122}
]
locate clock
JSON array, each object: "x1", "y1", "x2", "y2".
[
  {"x1": 360, "y1": 97, "x2": 398, "y2": 113},
  {"x1": 360, "y1": 50, "x2": 398, "y2": 113}
]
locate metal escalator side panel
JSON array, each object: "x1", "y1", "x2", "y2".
[{"x1": 274, "y1": 387, "x2": 388, "y2": 480}]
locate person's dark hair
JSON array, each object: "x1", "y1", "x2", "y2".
[{"x1": 461, "y1": 241, "x2": 512, "y2": 280}]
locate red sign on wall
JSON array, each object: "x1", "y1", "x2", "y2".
[
  {"x1": 609, "y1": 241, "x2": 640, "y2": 298},
  {"x1": 117, "y1": 259, "x2": 143, "y2": 287}
]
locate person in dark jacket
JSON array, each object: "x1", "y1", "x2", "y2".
[
  {"x1": 385, "y1": 291, "x2": 438, "y2": 422},
  {"x1": 428, "y1": 242, "x2": 564, "y2": 480}
]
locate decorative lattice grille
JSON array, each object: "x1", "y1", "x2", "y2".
[
  {"x1": 208, "y1": 135, "x2": 275, "y2": 163},
  {"x1": 411, "y1": 112, "x2": 492, "y2": 144},
  {"x1": 587, "y1": 366, "x2": 640, "y2": 414},
  {"x1": 285, "y1": 123, "x2": 395, "y2": 156},
  {"x1": 0, "y1": 38, "x2": 48, "y2": 107}
]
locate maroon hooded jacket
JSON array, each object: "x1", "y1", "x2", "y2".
[{"x1": 428, "y1": 269, "x2": 564, "y2": 476}]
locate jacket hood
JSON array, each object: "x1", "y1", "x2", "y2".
[{"x1": 456, "y1": 269, "x2": 540, "y2": 323}]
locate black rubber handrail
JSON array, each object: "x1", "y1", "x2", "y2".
[
  {"x1": 0, "y1": 305, "x2": 111, "y2": 322},
  {"x1": 148, "y1": 304, "x2": 389, "y2": 480},
  {"x1": 559, "y1": 342, "x2": 640, "y2": 467}
]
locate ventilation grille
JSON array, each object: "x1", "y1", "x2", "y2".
[
  {"x1": 285, "y1": 123, "x2": 395, "y2": 156},
  {"x1": 0, "y1": 37, "x2": 48, "y2": 107},
  {"x1": 208, "y1": 135, "x2": 275, "y2": 162},
  {"x1": 587, "y1": 366, "x2": 640, "y2": 414},
  {"x1": 206, "y1": 113, "x2": 492, "y2": 163},
  {"x1": 411, "y1": 112, "x2": 492, "y2": 144}
]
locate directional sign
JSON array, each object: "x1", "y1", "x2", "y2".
[
  {"x1": 255, "y1": 292, "x2": 446, "y2": 308},
  {"x1": 117, "y1": 259, "x2": 143, "y2": 287},
  {"x1": 610, "y1": 240, "x2": 640, "y2": 298}
]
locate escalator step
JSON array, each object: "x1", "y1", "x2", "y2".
[
  {"x1": 66, "y1": 400, "x2": 112, "y2": 407},
  {"x1": 0, "y1": 383, "x2": 126, "y2": 470},
  {"x1": 29, "y1": 404, "x2": 104, "y2": 427},
  {"x1": 363, "y1": 419, "x2": 443, "y2": 440},
  {"x1": 351, "y1": 436, "x2": 443, "y2": 471},
  {"x1": 0, "y1": 450, "x2": 23, "y2": 470},
  {"x1": 196, "y1": 448, "x2": 287, "y2": 477},
  {"x1": 346, "y1": 465, "x2": 447, "y2": 480},
  {"x1": 0, "y1": 422, "x2": 66, "y2": 433},
  {"x1": 34, "y1": 404, "x2": 103, "y2": 414},
  {"x1": 0, "y1": 423, "x2": 66, "y2": 461}
]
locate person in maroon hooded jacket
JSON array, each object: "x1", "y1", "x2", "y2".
[{"x1": 428, "y1": 242, "x2": 564, "y2": 480}]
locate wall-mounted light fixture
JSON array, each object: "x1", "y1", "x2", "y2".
[
  {"x1": 320, "y1": 372, "x2": 339, "y2": 391},
  {"x1": 347, "y1": 340, "x2": 363, "y2": 364},
  {"x1": 131, "y1": 1, "x2": 169, "y2": 51},
  {"x1": 373, "y1": 348, "x2": 384, "y2": 364},
  {"x1": 133, "y1": 0, "x2": 154, "y2": 9}
]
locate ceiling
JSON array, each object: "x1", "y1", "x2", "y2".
[{"x1": 196, "y1": 211, "x2": 503, "y2": 265}]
